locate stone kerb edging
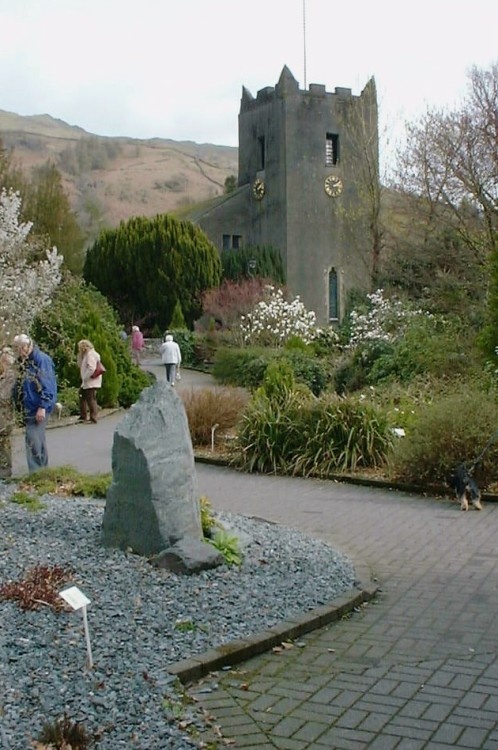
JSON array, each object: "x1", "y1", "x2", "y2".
[
  {"x1": 195, "y1": 454, "x2": 498, "y2": 503},
  {"x1": 166, "y1": 565, "x2": 379, "y2": 685}
]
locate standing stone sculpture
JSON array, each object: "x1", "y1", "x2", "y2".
[{"x1": 101, "y1": 381, "x2": 222, "y2": 573}]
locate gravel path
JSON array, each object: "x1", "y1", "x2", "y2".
[{"x1": 0, "y1": 483, "x2": 356, "y2": 749}]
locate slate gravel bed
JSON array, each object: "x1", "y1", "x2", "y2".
[{"x1": 0, "y1": 483, "x2": 356, "y2": 749}]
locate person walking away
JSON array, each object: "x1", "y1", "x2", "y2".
[
  {"x1": 77, "y1": 339, "x2": 103, "y2": 423},
  {"x1": 160, "y1": 334, "x2": 182, "y2": 385},
  {"x1": 12, "y1": 334, "x2": 57, "y2": 473},
  {"x1": 131, "y1": 325, "x2": 144, "y2": 365},
  {"x1": 0, "y1": 347, "x2": 16, "y2": 478}
]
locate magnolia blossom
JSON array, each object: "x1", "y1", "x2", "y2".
[
  {"x1": 0, "y1": 189, "x2": 63, "y2": 346},
  {"x1": 348, "y1": 289, "x2": 425, "y2": 348},
  {"x1": 239, "y1": 286, "x2": 319, "y2": 346}
]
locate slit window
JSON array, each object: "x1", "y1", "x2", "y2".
[
  {"x1": 258, "y1": 136, "x2": 265, "y2": 170},
  {"x1": 328, "y1": 268, "x2": 339, "y2": 320}
]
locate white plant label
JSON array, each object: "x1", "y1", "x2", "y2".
[
  {"x1": 60, "y1": 586, "x2": 91, "y2": 610},
  {"x1": 59, "y1": 586, "x2": 94, "y2": 668}
]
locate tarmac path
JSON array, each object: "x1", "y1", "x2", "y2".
[{"x1": 10, "y1": 365, "x2": 498, "y2": 748}]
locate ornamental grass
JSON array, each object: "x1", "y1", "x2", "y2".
[{"x1": 237, "y1": 389, "x2": 394, "y2": 477}]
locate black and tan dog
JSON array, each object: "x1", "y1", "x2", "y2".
[{"x1": 447, "y1": 464, "x2": 483, "y2": 511}]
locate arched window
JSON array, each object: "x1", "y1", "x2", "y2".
[{"x1": 328, "y1": 269, "x2": 339, "y2": 321}]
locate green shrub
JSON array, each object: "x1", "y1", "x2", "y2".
[
  {"x1": 309, "y1": 326, "x2": 340, "y2": 358},
  {"x1": 367, "y1": 316, "x2": 482, "y2": 385},
  {"x1": 56, "y1": 384, "x2": 80, "y2": 416},
  {"x1": 333, "y1": 342, "x2": 392, "y2": 394},
  {"x1": 32, "y1": 274, "x2": 150, "y2": 409},
  {"x1": 390, "y1": 385, "x2": 498, "y2": 487},
  {"x1": 168, "y1": 300, "x2": 188, "y2": 329},
  {"x1": 213, "y1": 346, "x2": 329, "y2": 395},
  {"x1": 336, "y1": 314, "x2": 484, "y2": 394},
  {"x1": 84, "y1": 213, "x2": 222, "y2": 330},
  {"x1": 118, "y1": 369, "x2": 154, "y2": 408},
  {"x1": 244, "y1": 355, "x2": 273, "y2": 389},
  {"x1": 213, "y1": 346, "x2": 268, "y2": 387},
  {"x1": 282, "y1": 351, "x2": 328, "y2": 395}
]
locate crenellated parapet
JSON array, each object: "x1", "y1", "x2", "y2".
[{"x1": 241, "y1": 66, "x2": 356, "y2": 112}]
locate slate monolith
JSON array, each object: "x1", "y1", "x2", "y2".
[{"x1": 101, "y1": 380, "x2": 203, "y2": 557}]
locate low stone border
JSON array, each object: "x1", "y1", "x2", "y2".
[
  {"x1": 167, "y1": 565, "x2": 379, "y2": 685},
  {"x1": 195, "y1": 455, "x2": 498, "y2": 503}
]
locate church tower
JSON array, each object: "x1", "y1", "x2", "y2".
[{"x1": 196, "y1": 67, "x2": 378, "y2": 325}]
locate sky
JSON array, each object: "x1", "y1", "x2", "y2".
[{"x1": 1, "y1": 0, "x2": 497, "y2": 166}]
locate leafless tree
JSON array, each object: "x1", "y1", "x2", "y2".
[{"x1": 393, "y1": 62, "x2": 498, "y2": 260}]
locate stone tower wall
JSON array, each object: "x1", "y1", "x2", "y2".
[{"x1": 196, "y1": 67, "x2": 378, "y2": 325}]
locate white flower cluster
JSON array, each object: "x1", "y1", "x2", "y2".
[
  {"x1": 348, "y1": 289, "x2": 424, "y2": 348},
  {"x1": 239, "y1": 286, "x2": 318, "y2": 346},
  {"x1": 0, "y1": 189, "x2": 63, "y2": 346}
]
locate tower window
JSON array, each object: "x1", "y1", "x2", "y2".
[
  {"x1": 328, "y1": 268, "x2": 339, "y2": 320},
  {"x1": 222, "y1": 234, "x2": 231, "y2": 250},
  {"x1": 258, "y1": 136, "x2": 265, "y2": 170},
  {"x1": 326, "y1": 133, "x2": 339, "y2": 166}
]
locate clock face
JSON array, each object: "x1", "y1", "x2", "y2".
[
  {"x1": 252, "y1": 178, "x2": 266, "y2": 200},
  {"x1": 324, "y1": 175, "x2": 343, "y2": 197}
]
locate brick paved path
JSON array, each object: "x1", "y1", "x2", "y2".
[
  {"x1": 190, "y1": 466, "x2": 498, "y2": 749},
  {"x1": 11, "y1": 370, "x2": 498, "y2": 747}
]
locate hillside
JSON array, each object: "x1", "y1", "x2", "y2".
[{"x1": 0, "y1": 109, "x2": 238, "y2": 231}]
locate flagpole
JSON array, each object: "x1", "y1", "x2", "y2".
[{"x1": 303, "y1": 0, "x2": 307, "y2": 89}]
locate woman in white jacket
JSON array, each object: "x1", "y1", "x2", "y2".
[
  {"x1": 77, "y1": 339, "x2": 103, "y2": 423},
  {"x1": 160, "y1": 334, "x2": 181, "y2": 386}
]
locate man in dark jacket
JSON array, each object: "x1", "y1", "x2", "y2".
[{"x1": 12, "y1": 334, "x2": 57, "y2": 473}]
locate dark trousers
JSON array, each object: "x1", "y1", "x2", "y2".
[
  {"x1": 164, "y1": 363, "x2": 177, "y2": 385},
  {"x1": 80, "y1": 387, "x2": 99, "y2": 422}
]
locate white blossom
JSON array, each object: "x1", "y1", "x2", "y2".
[
  {"x1": 348, "y1": 289, "x2": 426, "y2": 349},
  {"x1": 0, "y1": 189, "x2": 63, "y2": 346},
  {"x1": 239, "y1": 285, "x2": 320, "y2": 346}
]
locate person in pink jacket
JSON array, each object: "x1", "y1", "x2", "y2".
[{"x1": 131, "y1": 325, "x2": 144, "y2": 365}]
